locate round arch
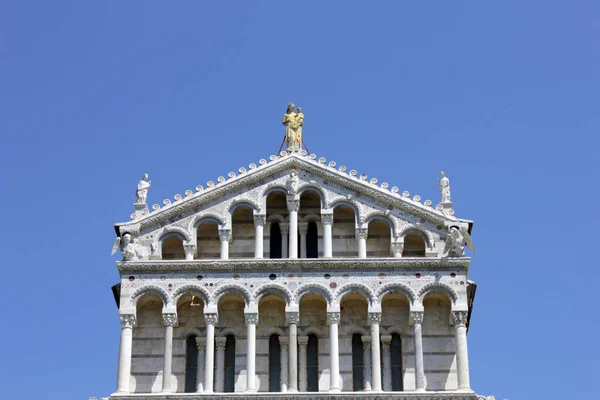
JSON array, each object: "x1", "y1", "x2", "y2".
[
  {"x1": 131, "y1": 285, "x2": 170, "y2": 308},
  {"x1": 213, "y1": 284, "x2": 253, "y2": 306},
  {"x1": 335, "y1": 283, "x2": 376, "y2": 306},
  {"x1": 365, "y1": 213, "x2": 398, "y2": 237},
  {"x1": 398, "y1": 225, "x2": 434, "y2": 250},
  {"x1": 330, "y1": 200, "x2": 360, "y2": 225},
  {"x1": 417, "y1": 282, "x2": 458, "y2": 306},
  {"x1": 158, "y1": 227, "x2": 191, "y2": 243},
  {"x1": 376, "y1": 282, "x2": 417, "y2": 305},
  {"x1": 298, "y1": 185, "x2": 327, "y2": 208},
  {"x1": 254, "y1": 283, "x2": 293, "y2": 305},
  {"x1": 229, "y1": 199, "x2": 261, "y2": 215},
  {"x1": 295, "y1": 283, "x2": 333, "y2": 305},
  {"x1": 172, "y1": 284, "x2": 212, "y2": 306},
  {"x1": 264, "y1": 327, "x2": 286, "y2": 337},
  {"x1": 261, "y1": 185, "x2": 289, "y2": 211}
]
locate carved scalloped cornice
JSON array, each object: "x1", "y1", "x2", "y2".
[
  {"x1": 115, "y1": 153, "x2": 464, "y2": 232},
  {"x1": 117, "y1": 257, "x2": 470, "y2": 272}
]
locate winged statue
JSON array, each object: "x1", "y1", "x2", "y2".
[
  {"x1": 443, "y1": 226, "x2": 476, "y2": 257},
  {"x1": 111, "y1": 233, "x2": 138, "y2": 261}
]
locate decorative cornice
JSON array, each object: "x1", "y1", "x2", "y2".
[
  {"x1": 115, "y1": 153, "x2": 461, "y2": 232},
  {"x1": 108, "y1": 392, "x2": 482, "y2": 400},
  {"x1": 117, "y1": 257, "x2": 470, "y2": 272}
]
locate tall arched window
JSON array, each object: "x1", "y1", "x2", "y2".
[
  {"x1": 307, "y1": 334, "x2": 319, "y2": 392},
  {"x1": 352, "y1": 333, "x2": 364, "y2": 391},
  {"x1": 224, "y1": 335, "x2": 236, "y2": 392},
  {"x1": 270, "y1": 223, "x2": 282, "y2": 258},
  {"x1": 185, "y1": 336, "x2": 198, "y2": 392},
  {"x1": 269, "y1": 334, "x2": 281, "y2": 392},
  {"x1": 306, "y1": 221, "x2": 319, "y2": 258},
  {"x1": 391, "y1": 333, "x2": 403, "y2": 391}
]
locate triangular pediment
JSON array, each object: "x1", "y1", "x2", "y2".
[{"x1": 115, "y1": 151, "x2": 471, "y2": 260}]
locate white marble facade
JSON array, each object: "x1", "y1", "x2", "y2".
[{"x1": 109, "y1": 149, "x2": 481, "y2": 400}]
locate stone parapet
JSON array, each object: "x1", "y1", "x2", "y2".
[{"x1": 109, "y1": 393, "x2": 482, "y2": 400}]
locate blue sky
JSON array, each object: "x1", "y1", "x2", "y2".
[{"x1": 1, "y1": 2, "x2": 598, "y2": 399}]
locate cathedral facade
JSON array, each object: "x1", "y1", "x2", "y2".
[{"x1": 108, "y1": 110, "x2": 488, "y2": 400}]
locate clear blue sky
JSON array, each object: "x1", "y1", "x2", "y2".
[{"x1": 1, "y1": 2, "x2": 598, "y2": 399}]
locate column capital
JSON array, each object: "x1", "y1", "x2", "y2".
[
  {"x1": 120, "y1": 314, "x2": 137, "y2": 328},
  {"x1": 297, "y1": 336, "x2": 309, "y2": 348},
  {"x1": 368, "y1": 312, "x2": 382, "y2": 324},
  {"x1": 195, "y1": 337, "x2": 206, "y2": 349},
  {"x1": 361, "y1": 335, "x2": 371, "y2": 344},
  {"x1": 321, "y1": 213, "x2": 334, "y2": 225},
  {"x1": 286, "y1": 311, "x2": 300, "y2": 324},
  {"x1": 218, "y1": 228, "x2": 231, "y2": 242},
  {"x1": 380, "y1": 335, "x2": 392, "y2": 346},
  {"x1": 452, "y1": 311, "x2": 468, "y2": 327},
  {"x1": 287, "y1": 199, "x2": 300, "y2": 212},
  {"x1": 245, "y1": 312, "x2": 259, "y2": 325},
  {"x1": 298, "y1": 222, "x2": 309, "y2": 233},
  {"x1": 204, "y1": 313, "x2": 218, "y2": 326},
  {"x1": 162, "y1": 313, "x2": 178, "y2": 327},
  {"x1": 327, "y1": 311, "x2": 341, "y2": 325},
  {"x1": 280, "y1": 223, "x2": 289, "y2": 235},
  {"x1": 279, "y1": 336, "x2": 289, "y2": 348},
  {"x1": 411, "y1": 311, "x2": 424, "y2": 325},
  {"x1": 254, "y1": 214, "x2": 266, "y2": 226},
  {"x1": 215, "y1": 337, "x2": 227, "y2": 349},
  {"x1": 356, "y1": 227, "x2": 369, "y2": 240}
]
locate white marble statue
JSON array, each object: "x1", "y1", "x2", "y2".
[
  {"x1": 136, "y1": 174, "x2": 151, "y2": 204},
  {"x1": 443, "y1": 226, "x2": 476, "y2": 257},
  {"x1": 286, "y1": 169, "x2": 299, "y2": 195},
  {"x1": 111, "y1": 233, "x2": 138, "y2": 261},
  {"x1": 437, "y1": 171, "x2": 451, "y2": 203}
]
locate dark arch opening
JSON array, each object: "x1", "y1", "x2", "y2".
[
  {"x1": 402, "y1": 233, "x2": 426, "y2": 257},
  {"x1": 391, "y1": 333, "x2": 403, "y2": 391},
  {"x1": 306, "y1": 221, "x2": 318, "y2": 258},
  {"x1": 352, "y1": 333, "x2": 364, "y2": 391},
  {"x1": 224, "y1": 335, "x2": 236, "y2": 392},
  {"x1": 185, "y1": 336, "x2": 198, "y2": 392},
  {"x1": 307, "y1": 334, "x2": 319, "y2": 392},
  {"x1": 270, "y1": 222, "x2": 282, "y2": 258},
  {"x1": 269, "y1": 334, "x2": 281, "y2": 392}
]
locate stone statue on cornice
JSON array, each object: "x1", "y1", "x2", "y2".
[
  {"x1": 111, "y1": 233, "x2": 138, "y2": 261},
  {"x1": 135, "y1": 174, "x2": 151, "y2": 204},
  {"x1": 282, "y1": 103, "x2": 303, "y2": 150},
  {"x1": 437, "y1": 171, "x2": 451, "y2": 203},
  {"x1": 444, "y1": 226, "x2": 476, "y2": 257}
]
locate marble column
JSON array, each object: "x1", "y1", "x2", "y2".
[
  {"x1": 279, "y1": 336, "x2": 289, "y2": 392},
  {"x1": 369, "y1": 313, "x2": 382, "y2": 392},
  {"x1": 411, "y1": 312, "x2": 426, "y2": 392},
  {"x1": 254, "y1": 214, "x2": 265, "y2": 259},
  {"x1": 357, "y1": 227, "x2": 368, "y2": 258},
  {"x1": 298, "y1": 222, "x2": 308, "y2": 258},
  {"x1": 219, "y1": 229, "x2": 230, "y2": 260},
  {"x1": 203, "y1": 314, "x2": 218, "y2": 393},
  {"x1": 381, "y1": 335, "x2": 392, "y2": 391},
  {"x1": 288, "y1": 199, "x2": 299, "y2": 259},
  {"x1": 245, "y1": 312, "x2": 258, "y2": 392},
  {"x1": 161, "y1": 313, "x2": 178, "y2": 393},
  {"x1": 392, "y1": 242, "x2": 403, "y2": 258},
  {"x1": 215, "y1": 337, "x2": 227, "y2": 392},
  {"x1": 281, "y1": 223, "x2": 289, "y2": 259},
  {"x1": 452, "y1": 311, "x2": 471, "y2": 391},
  {"x1": 327, "y1": 311, "x2": 341, "y2": 392},
  {"x1": 298, "y1": 336, "x2": 309, "y2": 392},
  {"x1": 322, "y1": 213, "x2": 333, "y2": 258},
  {"x1": 287, "y1": 312, "x2": 299, "y2": 392},
  {"x1": 116, "y1": 314, "x2": 136, "y2": 394},
  {"x1": 184, "y1": 244, "x2": 196, "y2": 260},
  {"x1": 195, "y1": 337, "x2": 206, "y2": 393},
  {"x1": 361, "y1": 336, "x2": 372, "y2": 391}
]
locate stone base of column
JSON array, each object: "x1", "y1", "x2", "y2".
[
  {"x1": 286, "y1": 388, "x2": 298, "y2": 393},
  {"x1": 457, "y1": 387, "x2": 474, "y2": 393},
  {"x1": 245, "y1": 388, "x2": 258, "y2": 393},
  {"x1": 329, "y1": 388, "x2": 342, "y2": 393}
]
